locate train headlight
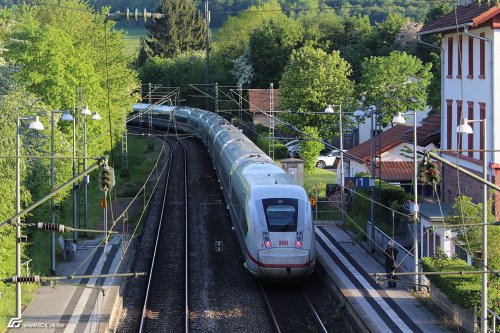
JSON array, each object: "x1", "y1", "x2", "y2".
[
  {"x1": 263, "y1": 232, "x2": 272, "y2": 249},
  {"x1": 295, "y1": 232, "x2": 303, "y2": 248}
]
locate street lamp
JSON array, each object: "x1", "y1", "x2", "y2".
[
  {"x1": 392, "y1": 111, "x2": 419, "y2": 291},
  {"x1": 80, "y1": 106, "x2": 101, "y2": 234},
  {"x1": 50, "y1": 110, "x2": 74, "y2": 276},
  {"x1": 16, "y1": 116, "x2": 44, "y2": 318},
  {"x1": 325, "y1": 104, "x2": 345, "y2": 225},
  {"x1": 456, "y1": 117, "x2": 488, "y2": 333}
]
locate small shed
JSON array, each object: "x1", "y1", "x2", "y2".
[
  {"x1": 405, "y1": 202, "x2": 457, "y2": 258},
  {"x1": 280, "y1": 158, "x2": 304, "y2": 187}
]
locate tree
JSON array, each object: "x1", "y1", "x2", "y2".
[
  {"x1": 358, "y1": 51, "x2": 432, "y2": 125},
  {"x1": 211, "y1": 0, "x2": 283, "y2": 85},
  {"x1": 337, "y1": 15, "x2": 373, "y2": 83},
  {"x1": 5, "y1": 0, "x2": 138, "y2": 153},
  {"x1": 144, "y1": 0, "x2": 205, "y2": 59},
  {"x1": 369, "y1": 12, "x2": 419, "y2": 57},
  {"x1": 299, "y1": 11, "x2": 345, "y2": 55},
  {"x1": 301, "y1": 126, "x2": 324, "y2": 174},
  {"x1": 446, "y1": 195, "x2": 500, "y2": 291},
  {"x1": 278, "y1": 45, "x2": 355, "y2": 139},
  {"x1": 139, "y1": 52, "x2": 206, "y2": 108},
  {"x1": 247, "y1": 15, "x2": 304, "y2": 87}
]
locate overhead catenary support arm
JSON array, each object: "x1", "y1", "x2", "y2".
[
  {"x1": 1, "y1": 160, "x2": 105, "y2": 229},
  {"x1": 427, "y1": 151, "x2": 500, "y2": 191}
]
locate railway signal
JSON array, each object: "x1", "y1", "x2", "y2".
[{"x1": 99, "y1": 165, "x2": 115, "y2": 192}]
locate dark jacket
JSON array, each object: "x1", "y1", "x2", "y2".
[{"x1": 384, "y1": 245, "x2": 398, "y2": 269}]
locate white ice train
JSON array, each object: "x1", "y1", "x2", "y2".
[{"x1": 132, "y1": 104, "x2": 316, "y2": 280}]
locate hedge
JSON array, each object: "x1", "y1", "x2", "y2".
[{"x1": 422, "y1": 256, "x2": 499, "y2": 313}]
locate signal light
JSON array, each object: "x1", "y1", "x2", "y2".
[
  {"x1": 265, "y1": 240, "x2": 271, "y2": 248},
  {"x1": 295, "y1": 241, "x2": 302, "y2": 248},
  {"x1": 99, "y1": 165, "x2": 115, "y2": 192}
]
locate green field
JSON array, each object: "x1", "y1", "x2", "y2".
[{"x1": 118, "y1": 24, "x2": 147, "y2": 56}]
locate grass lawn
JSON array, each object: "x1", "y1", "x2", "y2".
[
  {"x1": 118, "y1": 25, "x2": 147, "y2": 56},
  {"x1": 304, "y1": 168, "x2": 337, "y2": 198}
]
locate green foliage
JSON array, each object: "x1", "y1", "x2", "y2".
[
  {"x1": 446, "y1": 195, "x2": 500, "y2": 273},
  {"x1": 247, "y1": 15, "x2": 304, "y2": 87},
  {"x1": 144, "y1": 0, "x2": 205, "y2": 59},
  {"x1": 273, "y1": 143, "x2": 289, "y2": 160},
  {"x1": 347, "y1": 181, "x2": 409, "y2": 235},
  {"x1": 211, "y1": 0, "x2": 283, "y2": 85},
  {"x1": 278, "y1": 45, "x2": 355, "y2": 139},
  {"x1": 421, "y1": 256, "x2": 487, "y2": 310},
  {"x1": 138, "y1": 52, "x2": 206, "y2": 107},
  {"x1": 301, "y1": 127, "x2": 323, "y2": 174},
  {"x1": 359, "y1": 51, "x2": 432, "y2": 125}
]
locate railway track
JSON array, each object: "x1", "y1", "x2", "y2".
[
  {"x1": 139, "y1": 136, "x2": 190, "y2": 332},
  {"x1": 260, "y1": 282, "x2": 328, "y2": 333}
]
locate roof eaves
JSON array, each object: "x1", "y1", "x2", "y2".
[
  {"x1": 418, "y1": 23, "x2": 470, "y2": 36},
  {"x1": 472, "y1": 6, "x2": 500, "y2": 26}
]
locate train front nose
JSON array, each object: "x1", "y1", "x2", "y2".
[{"x1": 257, "y1": 248, "x2": 314, "y2": 279}]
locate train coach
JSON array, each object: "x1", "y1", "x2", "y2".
[{"x1": 131, "y1": 104, "x2": 316, "y2": 280}]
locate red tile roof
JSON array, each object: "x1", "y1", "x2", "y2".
[
  {"x1": 248, "y1": 89, "x2": 280, "y2": 113},
  {"x1": 345, "y1": 125, "x2": 411, "y2": 162},
  {"x1": 400, "y1": 112, "x2": 441, "y2": 146},
  {"x1": 419, "y1": 3, "x2": 500, "y2": 35},
  {"x1": 376, "y1": 161, "x2": 415, "y2": 182}
]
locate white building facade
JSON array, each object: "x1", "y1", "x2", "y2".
[{"x1": 419, "y1": 4, "x2": 500, "y2": 218}]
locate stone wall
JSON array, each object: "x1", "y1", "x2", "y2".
[{"x1": 429, "y1": 283, "x2": 477, "y2": 332}]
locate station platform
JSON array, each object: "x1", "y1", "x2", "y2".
[
  {"x1": 8, "y1": 234, "x2": 128, "y2": 333},
  {"x1": 315, "y1": 222, "x2": 452, "y2": 333}
]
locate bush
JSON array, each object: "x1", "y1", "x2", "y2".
[{"x1": 421, "y1": 256, "x2": 496, "y2": 311}]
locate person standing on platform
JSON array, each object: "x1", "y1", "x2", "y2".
[{"x1": 384, "y1": 240, "x2": 399, "y2": 288}]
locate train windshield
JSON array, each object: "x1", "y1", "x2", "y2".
[{"x1": 262, "y1": 198, "x2": 298, "y2": 232}]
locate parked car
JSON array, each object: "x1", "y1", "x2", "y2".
[
  {"x1": 287, "y1": 143, "x2": 302, "y2": 157},
  {"x1": 316, "y1": 149, "x2": 344, "y2": 168}
]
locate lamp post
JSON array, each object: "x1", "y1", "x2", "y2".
[
  {"x1": 456, "y1": 117, "x2": 488, "y2": 333},
  {"x1": 50, "y1": 110, "x2": 74, "y2": 275},
  {"x1": 16, "y1": 116, "x2": 44, "y2": 318},
  {"x1": 80, "y1": 106, "x2": 101, "y2": 234},
  {"x1": 325, "y1": 104, "x2": 345, "y2": 225},
  {"x1": 392, "y1": 111, "x2": 419, "y2": 291}
]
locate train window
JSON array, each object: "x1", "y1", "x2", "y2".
[
  {"x1": 262, "y1": 198, "x2": 298, "y2": 232},
  {"x1": 175, "y1": 115, "x2": 187, "y2": 123}
]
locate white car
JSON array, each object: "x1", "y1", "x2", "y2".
[{"x1": 316, "y1": 149, "x2": 343, "y2": 169}]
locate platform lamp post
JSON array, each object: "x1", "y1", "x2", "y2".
[
  {"x1": 353, "y1": 106, "x2": 377, "y2": 251},
  {"x1": 16, "y1": 115, "x2": 44, "y2": 318},
  {"x1": 325, "y1": 104, "x2": 345, "y2": 225},
  {"x1": 392, "y1": 111, "x2": 419, "y2": 291},
  {"x1": 80, "y1": 106, "x2": 101, "y2": 234},
  {"x1": 456, "y1": 117, "x2": 488, "y2": 333},
  {"x1": 50, "y1": 110, "x2": 74, "y2": 276}
]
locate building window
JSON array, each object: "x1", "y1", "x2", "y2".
[
  {"x1": 480, "y1": 102, "x2": 485, "y2": 160},
  {"x1": 480, "y1": 33, "x2": 485, "y2": 79},
  {"x1": 457, "y1": 35, "x2": 462, "y2": 78},
  {"x1": 467, "y1": 101, "x2": 474, "y2": 157},
  {"x1": 447, "y1": 100, "x2": 453, "y2": 149},
  {"x1": 468, "y1": 36, "x2": 474, "y2": 78},
  {"x1": 456, "y1": 100, "x2": 462, "y2": 152},
  {"x1": 447, "y1": 37, "x2": 453, "y2": 78}
]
